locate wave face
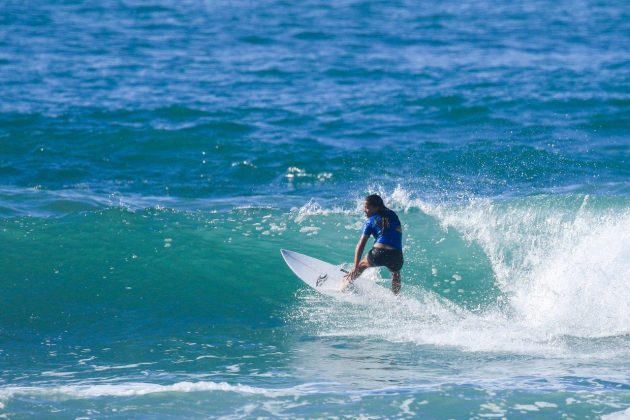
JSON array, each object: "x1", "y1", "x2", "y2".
[
  {"x1": 1, "y1": 193, "x2": 630, "y2": 417},
  {"x1": 1, "y1": 0, "x2": 630, "y2": 417}
]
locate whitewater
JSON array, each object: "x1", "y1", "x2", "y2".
[{"x1": 1, "y1": 0, "x2": 629, "y2": 417}]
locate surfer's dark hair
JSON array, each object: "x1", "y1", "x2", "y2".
[{"x1": 365, "y1": 194, "x2": 390, "y2": 230}]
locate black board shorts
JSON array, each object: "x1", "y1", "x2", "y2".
[{"x1": 367, "y1": 247, "x2": 404, "y2": 272}]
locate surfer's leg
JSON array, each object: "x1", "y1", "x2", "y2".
[
  {"x1": 391, "y1": 271, "x2": 401, "y2": 295},
  {"x1": 342, "y1": 258, "x2": 371, "y2": 291},
  {"x1": 352, "y1": 258, "x2": 371, "y2": 279}
]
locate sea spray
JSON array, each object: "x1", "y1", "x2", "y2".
[{"x1": 2, "y1": 0, "x2": 629, "y2": 416}]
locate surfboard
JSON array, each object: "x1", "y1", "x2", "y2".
[{"x1": 280, "y1": 249, "x2": 353, "y2": 298}]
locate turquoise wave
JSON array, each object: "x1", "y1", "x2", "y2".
[
  {"x1": 2, "y1": 193, "x2": 628, "y2": 345},
  {"x1": 2, "y1": 0, "x2": 630, "y2": 416}
]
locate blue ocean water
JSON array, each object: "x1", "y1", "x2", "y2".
[{"x1": 1, "y1": 0, "x2": 629, "y2": 418}]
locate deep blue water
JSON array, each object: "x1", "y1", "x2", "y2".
[{"x1": 1, "y1": 0, "x2": 629, "y2": 418}]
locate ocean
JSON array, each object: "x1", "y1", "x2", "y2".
[{"x1": 1, "y1": 0, "x2": 629, "y2": 418}]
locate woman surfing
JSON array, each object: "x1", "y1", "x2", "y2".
[{"x1": 344, "y1": 194, "x2": 404, "y2": 294}]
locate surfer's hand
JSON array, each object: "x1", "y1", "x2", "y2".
[{"x1": 344, "y1": 268, "x2": 358, "y2": 281}]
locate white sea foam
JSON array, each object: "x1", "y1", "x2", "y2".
[
  {"x1": 603, "y1": 407, "x2": 630, "y2": 419},
  {"x1": 285, "y1": 167, "x2": 333, "y2": 183},
  {"x1": 90, "y1": 362, "x2": 156, "y2": 372},
  {"x1": 299, "y1": 226, "x2": 320, "y2": 235},
  {"x1": 0, "y1": 381, "x2": 320, "y2": 402},
  {"x1": 424, "y1": 194, "x2": 630, "y2": 340},
  {"x1": 0, "y1": 380, "x2": 446, "y2": 407},
  {"x1": 289, "y1": 185, "x2": 422, "y2": 225},
  {"x1": 293, "y1": 186, "x2": 630, "y2": 356},
  {"x1": 291, "y1": 199, "x2": 350, "y2": 223}
]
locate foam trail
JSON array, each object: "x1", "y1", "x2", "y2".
[{"x1": 294, "y1": 187, "x2": 630, "y2": 354}]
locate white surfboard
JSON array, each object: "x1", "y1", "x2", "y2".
[{"x1": 280, "y1": 249, "x2": 355, "y2": 298}]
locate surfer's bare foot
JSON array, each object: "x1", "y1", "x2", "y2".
[
  {"x1": 391, "y1": 271, "x2": 401, "y2": 295},
  {"x1": 392, "y1": 280, "x2": 401, "y2": 295}
]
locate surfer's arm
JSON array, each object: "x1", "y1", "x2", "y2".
[
  {"x1": 344, "y1": 234, "x2": 370, "y2": 281},
  {"x1": 353, "y1": 234, "x2": 369, "y2": 267}
]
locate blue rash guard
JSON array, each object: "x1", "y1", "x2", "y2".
[{"x1": 362, "y1": 209, "x2": 403, "y2": 250}]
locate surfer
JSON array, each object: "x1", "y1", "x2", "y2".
[{"x1": 344, "y1": 194, "x2": 404, "y2": 294}]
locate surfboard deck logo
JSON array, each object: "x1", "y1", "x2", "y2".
[
  {"x1": 280, "y1": 249, "x2": 349, "y2": 297},
  {"x1": 316, "y1": 273, "x2": 328, "y2": 287}
]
